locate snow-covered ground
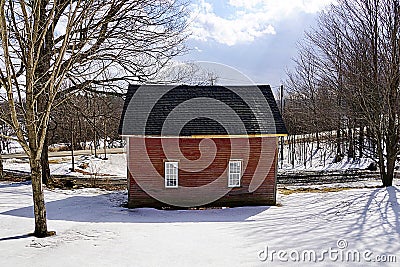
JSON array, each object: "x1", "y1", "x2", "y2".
[
  {"x1": 3, "y1": 137, "x2": 399, "y2": 179},
  {"x1": 2, "y1": 138, "x2": 124, "y2": 155},
  {"x1": 2, "y1": 138, "x2": 126, "y2": 179},
  {"x1": 1, "y1": 181, "x2": 399, "y2": 266},
  {"x1": 1, "y1": 139, "x2": 24, "y2": 154},
  {"x1": 278, "y1": 135, "x2": 400, "y2": 173},
  {"x1": 4, "y1": 154, "x2": 127, "y2": 178},
  {"x1": 4, "y1": 151, "x2": 395, "y2": 180},
  {"x1": 280, "y1": 155, "x2": 375, "y2": 173}
]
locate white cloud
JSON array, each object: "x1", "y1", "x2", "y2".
[
  {"x1": 228, "y1": 0, "x2": 264, "y2": 9},
  {"x1": 228, "y1": 0, "x2": 333, "y2": 12},
  {"x1": 190, "y1": 1, "x2": 276, "y2": 46},
  {"x1": 189, "y1": 0, "x2": 334, "y2": 46}
]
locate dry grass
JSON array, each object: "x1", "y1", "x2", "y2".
[
  {"x1": 73, "y1": 168, "x2": 111, "y2": 176},
  {"x1": 48, "y1": 158, "x2": 70, "y2": 164},
  {"x1": 278, "y1": 186, "x2": 381, "y2": 196},
  {"x1": 48, "y1": 145, "x2": 69, "y2": 152}
]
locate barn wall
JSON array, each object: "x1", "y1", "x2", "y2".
[{"x1": 127, "y1": 137, "x2": 278, "y2": 208}]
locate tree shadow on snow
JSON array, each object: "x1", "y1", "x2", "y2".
[
  {"x1": 235, "y1": 186, "x2": 400, "y2": 251},
  {"x1": 342, "y1": 186, "x2": 400, "y2": 252},
  {"x1": 0, "y1": 181, "x2": 31, "y2": 189},
  {"x1": 0, "y1": 234, "x2": 31, "y2": 242},
  {"x1": 0, "y1": 193, "x2": 270, "y2": 223}
]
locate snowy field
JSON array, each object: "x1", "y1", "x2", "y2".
[
  {"x1": 3, "y1": 137, "x2": 399, "y2": 179},
  {"x1": 280, "y1": 155, "x2": 375, "y2": 173},
  {"x1": 1, "y1": 181, "x2": 399, "y2": 266},
  {"x1": 4, "y1": 152, "x2": 397, "y2": 181},
  {"x1": 3, "y1": 139, "x2": 127, "y2": 178},
  {"x1": 4, "y1": 154, "x2": 127, "y2": 178}
]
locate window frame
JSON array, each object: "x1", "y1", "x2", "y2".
[
  {"x1": 164, "y1": 161, "x2": 179, "y2": 188},
  {"x1": 228, "y1": 160, "x2": 242, "y2": 187}
]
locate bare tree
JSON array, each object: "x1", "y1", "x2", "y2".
[
  {"x1": 286, "y1": 0, "x2": 400, "y2": 186},
  {"x1": 0, "y1": 0, "x2": 188, "y2": 237},
  {"x1": 152, "y1": 61, "x2": 220, "y2": 85}
]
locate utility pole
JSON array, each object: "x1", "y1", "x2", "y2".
[
  {"x1": 0, "y1": 143, "x2": 4, "y2": 180},
  {"x1": 93, "y1": 108, "x2": 98, "y2": 158},
  {"x1": 103, "y1": 117, "x2": 108, "y2": 160},
  {"x1": 70, "y1": 119, "x2": 75, "y2": 172},
  {"x1": 280, "y1": 85, "x2": 284, "y2": 169}
]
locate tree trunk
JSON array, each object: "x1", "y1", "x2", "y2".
[
  {"x1": 30, "y1": 159, "x2": 49, "y2": 237},
  {"x1": 291, "y1": 135, "x2": 296, "y2": 168},
  {"x1": 94, "y1": 130, "x2": 98, "y2": 158},
  {"x1": 358, "y1": 125, "x2": 364, "y2": 158},
  {"x1": 349, "y1": 128, "x2": 355, "y2": 158},
  {"x1": 103, "y1": 119, "x2": 108, "y2": 160},
  {"x1": 0, "y1": 153, "x2": 3, "y2": 180},
  {"x1": 367, "y1": 127, "x2": 376, "y2": 157},
  {"x1": 335, "y1": 128, "x2": 342, "y2": 162},
  {"x1": 71, "y1": 120, "x2": 75, "y2": 172},
  {"x1": 41, "y1": 136, "x2": 51, "y2": 185},
  {"x1": 376, "y1": 138, "x2": 394, "y2": 187},
  {"x1": 310, "y1": 134, "x2": 313, "y2": 167},
  {"x1": 383, "y1": 156, "x2": 396, "y2": 187},
  {"x1": 382, "y1": 170, "x2": 394, "y2": 187},
  {"x1": 0, "y1": 141, "x2": 3, "y2": 180}
]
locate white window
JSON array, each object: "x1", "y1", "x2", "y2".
[
  {"x1": 165, "y1": 161, "x2": 178, "y2": 188},
  {"x1": 228, "y1": 160, "x2": 242, "y2": 187}
]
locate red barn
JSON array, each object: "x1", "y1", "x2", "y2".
[{"x1": 119, "y1": 85, "x2": 288, "y2": 208}]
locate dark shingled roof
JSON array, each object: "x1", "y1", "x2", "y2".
[{"x1": 119, "y1": 84, "x2": 288, "y2": 137}]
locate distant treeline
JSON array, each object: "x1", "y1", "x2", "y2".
[
  {"x1": 48, "y1": 93, "x2": 124, "y2": 150},
  {"x1": 0, "y1": 93, "x2": 124, "y2": 154},
  {"x1": 282, "y1": 0, "x2": 400, "y2": 187}
]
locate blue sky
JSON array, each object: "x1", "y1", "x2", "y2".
[{"x1": 178, "y1": 0, "x2": 333, "y2": 89}]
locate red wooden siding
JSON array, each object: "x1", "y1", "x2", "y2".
[{"x1": 127, "y1": 137, "x2": 278, "y2": 208}]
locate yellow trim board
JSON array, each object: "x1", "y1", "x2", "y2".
[{"x1": 121, "y1": 134, "x2": 288, "y2": 138}]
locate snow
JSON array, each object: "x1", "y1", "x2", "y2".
[
  {"x1": 4, "y1": 154, "x2": 127, "y2": 178},
  {"x1": 49, "y1": 139, "x2": 125, "y2": 151},
  {"x1": 276, "y1": 135, "x2": 391, "y2": 173},
  {"x1": 280, "y1": 155, "x2": 374, "y2": 172},
  {"x1": 278, "y1": 139, "x2": 377, "y2": 173},
  {"x1": 1, "y1": 139, "x2": 24, "y2": 154},
  {"x1": 4, "y1": 138, "x2": 399, "y2": 180},
  {"x1": 1, "y1": 181, "x2": 399, "y2": 266}
]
